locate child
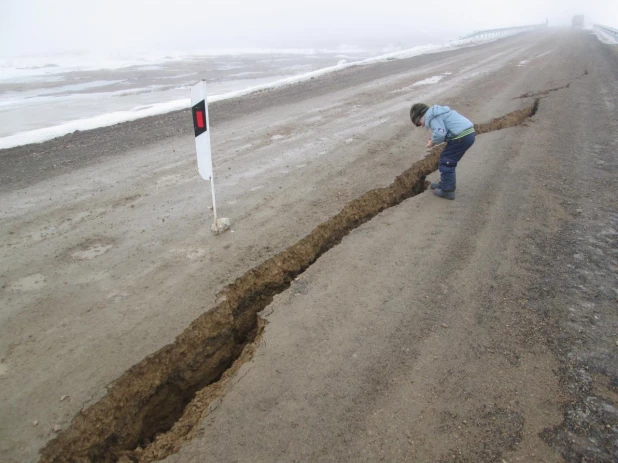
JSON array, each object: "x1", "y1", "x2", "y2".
[{"x1": 410, "y1": 103, "x2": 475, "y2": 200}]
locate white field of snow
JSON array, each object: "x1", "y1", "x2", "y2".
[{"x1": 0, "y1": 35, "x2": 509, "y2": 149}]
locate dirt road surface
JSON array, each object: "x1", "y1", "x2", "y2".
[{"x1": 1, "y1": 29, "x2": 617, "y2": 462}]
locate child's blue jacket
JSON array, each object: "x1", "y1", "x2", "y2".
[{"x1": 424, "y1": 105, "x2": 474, "y2": 144}]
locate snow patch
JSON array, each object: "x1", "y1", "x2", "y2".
[
  {"x1": 412, "y1": 75, "x2": 444, "y2": 86},
  {"x1": 390, "y1": 75, "x2": 445, "y2": 93},
  {"x1": 536, "y1": 50, "x2": 553, "y2": 58},
  {"x1": 0, "y1": 99, "x2": 190, "y2": 149}
]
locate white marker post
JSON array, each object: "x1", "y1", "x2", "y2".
[{"x1": 191, "y1": 80, "x2": 230, "y2": 234}]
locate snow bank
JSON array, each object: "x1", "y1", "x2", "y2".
[{"x1": 592, "y1": 29, "x2": 618, "y2": 45}]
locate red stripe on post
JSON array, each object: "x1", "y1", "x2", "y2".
[{"x1": 196, "y1": 111, "x2": 205, "y2": 128}]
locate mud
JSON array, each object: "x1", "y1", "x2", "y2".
[{"x1": 40, "y1": 101, "x2": 539, "y2": 463}]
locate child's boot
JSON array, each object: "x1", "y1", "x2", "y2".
[
  {"x1": 433, "y1": 189, "x2": 455, "y2": 200},
  {"x1": 430, "y1": 182, "x2": 441, "y2": 190}
]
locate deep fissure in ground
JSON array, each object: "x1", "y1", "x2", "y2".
[
  {"x1": 40, "y1": 101, "x2": 539, "y2": 463},
  {"x1": 516, "y1": 83, "x2": 571, "y2": 99}
]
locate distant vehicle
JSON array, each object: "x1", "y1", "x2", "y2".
[{"x1": 572, "y1": 15, "x2": 584, "y2": 28}]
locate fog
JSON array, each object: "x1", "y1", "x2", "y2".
[{"x1": 2, "y1": 0, "x2": 617, "y2": 57}]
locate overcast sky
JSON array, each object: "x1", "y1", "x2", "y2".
[{"x1": 2, "y1": 0, "x2": 617, "y2": 57}]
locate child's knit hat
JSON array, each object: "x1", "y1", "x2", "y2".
[{"x1": 410, "y1": 103, "x2": 429, "y2": 126}]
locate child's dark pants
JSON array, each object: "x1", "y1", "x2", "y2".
[{"x1": 439, "y1": 132, "x2": 475, "y2": 191}]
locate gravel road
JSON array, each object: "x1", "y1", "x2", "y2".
[{"x1": 1, "y1": 29, "x2": 616, "y2": 462}]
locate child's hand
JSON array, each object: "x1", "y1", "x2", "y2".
[{"x1": 426, "y1": 139, "x2": 434, "y2": 149}]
